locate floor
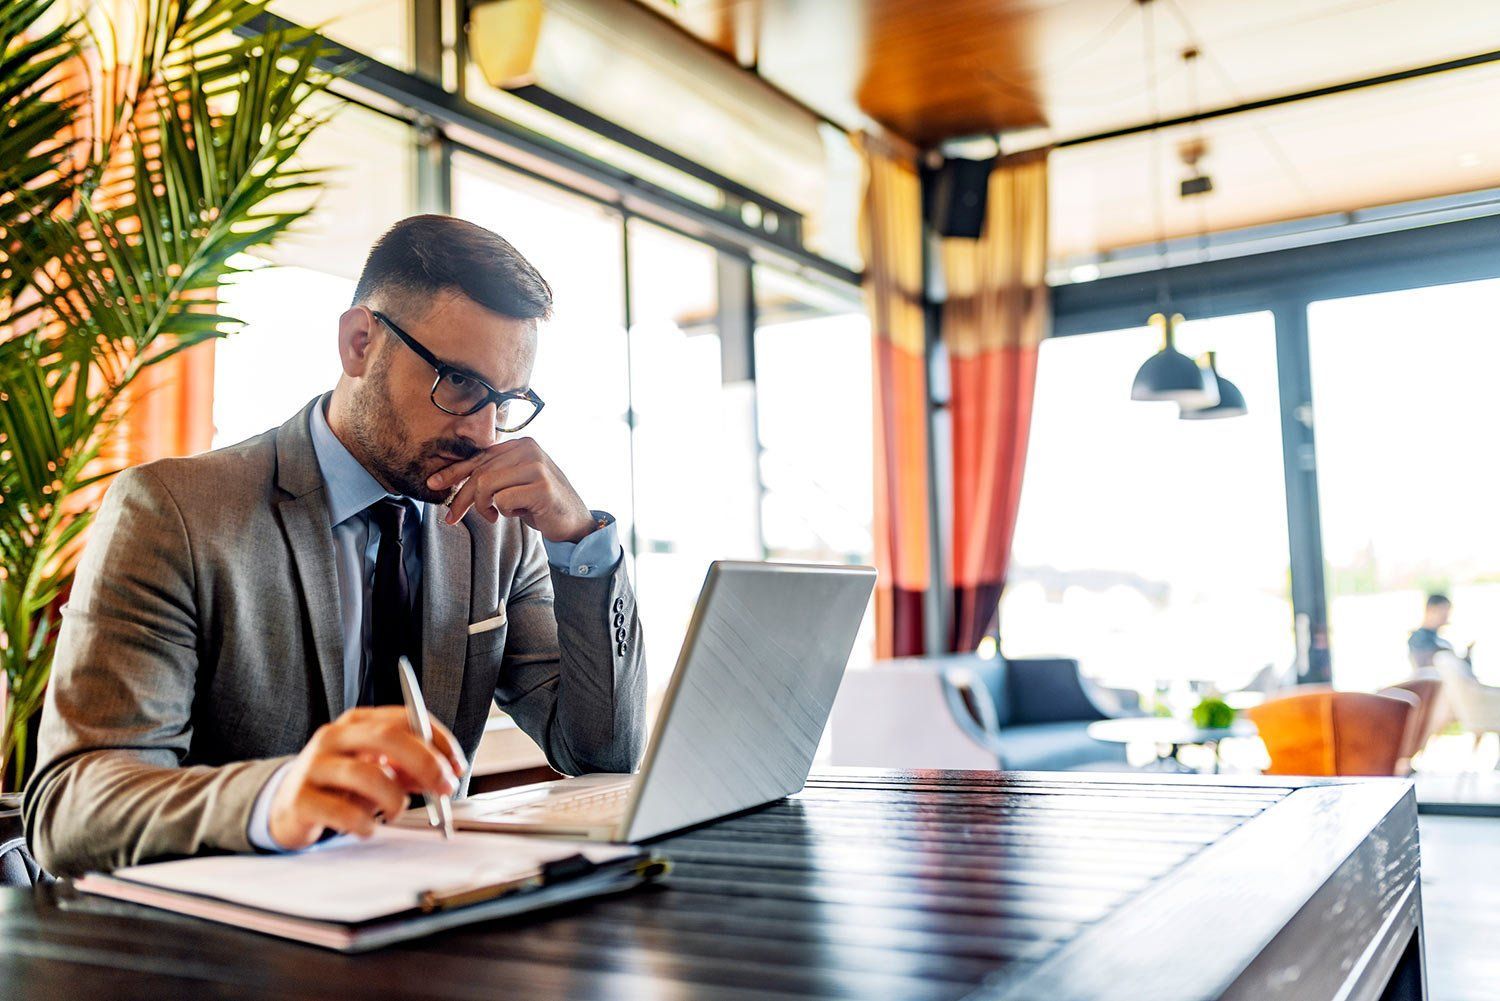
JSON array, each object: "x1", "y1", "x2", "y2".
[
  {"x1": 1416, "y1": 772, "x2": 1500, "y2": 813},
  {"x1": 1419, "y1": 814, "x2": 1500, "y2": 1001},
  {"x1": 1412, "y1": 734, "x2": 1500, "y2": 813}
]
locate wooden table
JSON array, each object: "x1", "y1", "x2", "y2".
[{"x1": 0, "y1": 769, "x2": 1424, "y2": 1000}]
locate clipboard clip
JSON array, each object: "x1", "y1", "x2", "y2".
[{"x1": 417, "y1": 853, "x2": 671, "y2": 913}]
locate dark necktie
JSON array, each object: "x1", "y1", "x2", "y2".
[{"x1": 365, "y1": 497, "x2": 415, "y2": 706}]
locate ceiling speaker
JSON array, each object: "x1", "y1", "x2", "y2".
[{"x1": 928, "y1": 156, "x2": 995, "y2": 239}]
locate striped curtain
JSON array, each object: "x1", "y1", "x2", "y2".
[
  {"x1": 858, "y1": 135, "x2": 930, "y2": 658},
  {"x1": 941, "y1": 150, "x2": 1048, "y2": 651}
]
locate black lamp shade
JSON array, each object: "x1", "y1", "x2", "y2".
[
  {"x1": 1130, "y1": 313, "x2": 1218, "y2": 406},
  {"x1": 1130, "y1": 348, "x2": 1219, "y2": 404},
  {"x1": 1180, "y1": 353, "x2": 1247, "y2": 420},
  {"x1": 1180, "y1": 373, "x2": 1247, "y2": 420}
]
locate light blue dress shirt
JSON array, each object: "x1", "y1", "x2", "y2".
[{"x1": 247, "y1": 399, "x2": 621, "y2": 850}]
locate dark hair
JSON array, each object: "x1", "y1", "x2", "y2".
[
  {"x1": 351, "y1": 214, "x2": 553, "y2": 323},
  {"x1": 1427, "y1": 593, "x2": 1451, "y2": 608}
]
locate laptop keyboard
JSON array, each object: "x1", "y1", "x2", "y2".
[
  {"x1": 476, "y1": 781, "x2": 633, "y2": 825},
  {"x1": 543, "y1": 784, "x2": 632, "y2": 815}
]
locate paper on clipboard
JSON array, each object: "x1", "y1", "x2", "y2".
[{"x1": 92, "y1": 826, "x2": 636, "y2": 925}]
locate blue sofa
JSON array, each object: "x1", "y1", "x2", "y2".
[{"x1": 941, "y1": 656, "x2": 1141, "y2": 771}]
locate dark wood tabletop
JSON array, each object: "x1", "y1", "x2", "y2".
[{"x1": 0, "y1": 768, "x2": 1423, "y2": 1001}]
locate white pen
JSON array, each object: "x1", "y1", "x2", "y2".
[{"x1": 396, "y1": 654, "x2": 455, "y2": 839}]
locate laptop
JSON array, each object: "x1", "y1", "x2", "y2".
[{"x1": 443, "y1": 560, "x2": 876, "y2": 843}]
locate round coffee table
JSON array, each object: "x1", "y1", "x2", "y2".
[{"x1": 1087, "y1": 717, "x2": 1258, "y2": 773}]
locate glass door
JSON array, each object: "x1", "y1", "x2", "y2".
[
  {"x1": 1308, "y1": 277, "x2": 1500, "y2": 692},
  {"x1": 1001, "y1": 311, "x2": 1292, "y2": 699}
]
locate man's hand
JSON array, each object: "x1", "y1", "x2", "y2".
[
  {"x1": 267, "y1": 706, "x2": 467, "y2": 850},
  {"x1": 428, "y1": 437, "x2": 595, "y2": 542}
]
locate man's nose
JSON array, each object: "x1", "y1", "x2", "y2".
[{"x1": 455, "y1": 403, "x2": 499, "y2": 448}]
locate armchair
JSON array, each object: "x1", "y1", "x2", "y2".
[
  {"x1": 1379, "y1": 676, "x2": 1446, "y2": 774},
  {"x1": 0, "y1": 796, "x2": 45, "y2": 887},
  {"x1": 945, "y1": 655, "x2": 1139, "y2": 771},
  {"x1": 828, "y1": 654, "x2": 1138, "y2": 772},
  {"x1": 1435, "y1": 652, "x2": 1500, "y2": 768},
  {"x1": 1247, "y1": 688, "x2": 1415, "y2": 776}
]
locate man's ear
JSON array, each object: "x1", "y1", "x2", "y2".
[{"x1": 337, "y1": 306, "x2": 378, "y2": 378}]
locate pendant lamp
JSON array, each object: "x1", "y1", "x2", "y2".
[
  {"x1": 1130, "y1": 312, "x2": 1218, "y2": 407},
  {"x1": 1180, "y1": 352, "x2": 1247, "y2": 419}
]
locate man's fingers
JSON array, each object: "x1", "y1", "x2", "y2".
[
  {"x1": 322, "y1": 719, "x2": 458, "y2": 795},
  {"x1": 445, "y1": 460, "x2": 540, "y2": 526},
  {"x1": 303, "y1": 786, "x2": 379, "y2": 839},
  {"x1": 428, "y1": 437, "x2": 533, "y2": 493},
  {"x1": 329, "y1": 707, "x2": 464, "y2": 776},
  {"x1": 490, "y1": 484, "x2": 544, "y2": 521},
  {"x1": 426, "y1": 443, "x2": 505, "y2": 492},
  {"x1": 369, "y1": 731, "x2": 458, "y2": 795},
  {"x1": 307, "y1": 755, "x2": 408, "y2": 820}
]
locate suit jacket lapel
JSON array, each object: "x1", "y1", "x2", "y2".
[
  {"x1": 274, "y1": 397, "x2": 345, "y2": 723},
  {"x1": 421, "y1": 508, "x2": 471, "y2": 732}
]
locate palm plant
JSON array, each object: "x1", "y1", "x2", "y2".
[{"x1": 0, "y1": 0, "x2": 343, "y2": 790}]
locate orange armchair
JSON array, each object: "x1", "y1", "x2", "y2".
[
  {"x1": 1380, "y1": 677, "x2": 1446, "y2": 774},
  {"x1": 1247, "y1": 688, "x2": 1417, "y2": 776}
]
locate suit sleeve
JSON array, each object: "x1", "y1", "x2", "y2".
[
  {"x1": 23, "y1": 466, "x2": 288, "y2": 876},
  {"x1": 492, "y1": 522, "x2": 647, "y2": 776}
]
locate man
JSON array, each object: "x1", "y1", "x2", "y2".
[
  {"x1": 1408, "y1": 593, "x2": 1473, "y2": 671},
  {"x1": 25, "y1": 215, "x2": 646, "y2": 875}
]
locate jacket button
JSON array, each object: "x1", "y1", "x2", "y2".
[
  {"x1": 613, "y1": 596, "x2": 624, "y2": 612},
  {"x1": 615, "y1": 627, "x2": 627, "y2": 642},
  {"x1": 616, "y1": 642, "x2": 628, "y2": 656},
  {"x1": 613, "y1": 612, "x2": 625, "y2": 627}
]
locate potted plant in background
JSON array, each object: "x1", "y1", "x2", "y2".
[
  {"x1": 1192, "y1": 692, "x2": 1237, "y2": 731},
  {"x1": 0, "y1": 0, "x2": 344, "y2": 804}
]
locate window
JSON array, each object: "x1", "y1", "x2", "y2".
[
  {"x1": 214, "y1": 265, "x2": 353, "y2": 448},
  {"x1": 214, "y1": 107, "x2": 873, "y2": 699},
  {"x1": 214, "y1": 102, "x2": 418, "y2": 447},
  {"x1": 269, "y1": 1, "x2": 413, "y2": 70},
  {"x1": 755, "y1": 268, "x2": 872, "y2": 563},
  {"x1": 1000, "y1": 312, "x2": 1292, "y2": 696},
  {"x1": 628, "y1": 221, "x2": 761, "y2": 689},
  {"x1": 1309, "y1": 278, "x2": 1500, "y2": 690},
  {"x1": 755, "y1": 266, "x2": 875, "y2": 668},
  {"x1": 451, "y1": 153, "x2": 633, "y2": 542}
]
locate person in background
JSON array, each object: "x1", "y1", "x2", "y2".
[{"x1": 1408, "y1": 593, "x2": 1474, "y2": 672}]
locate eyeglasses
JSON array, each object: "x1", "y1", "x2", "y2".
[{"x1": 371, "y1": 310, "x2": 544, "y2": 433}]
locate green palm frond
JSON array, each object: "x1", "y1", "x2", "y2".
[
  {"x1": 0, "y1": 0, "x2": 81, "y2": 306},
  {"x1": 0, "y1": 0, "x2": 352, "y2": 788}
]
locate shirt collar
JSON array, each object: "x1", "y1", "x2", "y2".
[{"x1": 309, "y1": 395, "x2": 426, "y2": 528}]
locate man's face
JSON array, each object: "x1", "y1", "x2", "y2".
[
  {"x1": 342, "y1": 291, "x2": 538, "y2": 502},
  {"x1": 1428, "y1": 602, "x2": 1452, "y2": 629}
]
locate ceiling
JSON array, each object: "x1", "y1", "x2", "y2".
[
  {"x1": 638, "y1": 0, "x2": 1500, "y2": 143},
  {"x1": 638, "y1": 0, "x2": 1500, "y2": 261}
]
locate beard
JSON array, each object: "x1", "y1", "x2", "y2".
[{"x1": 343, "y1": 360, "x2": 480, "y2": 503}]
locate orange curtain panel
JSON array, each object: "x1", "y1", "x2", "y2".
[
  {"x1": 941, "y1": 150, "x2": 1048, "y2": 651},
  {"x1": 115, "y1": 340, "x2": 217, "y2": 465},
  {"x1": 54, "y1": 8, "x2": 220, "y2": 471},
  {"x1": 858, "y1": 135, "x2": 930, "y2": 658}
]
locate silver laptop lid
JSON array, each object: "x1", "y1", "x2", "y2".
[{"x1": 623, "y1": 560, "x2": 876, "y2": 842}]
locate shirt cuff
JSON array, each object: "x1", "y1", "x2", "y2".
[
  {"x1": 247, "y1": 761, "x2": 294, "y2": 853},
  {"x1": 543, "y1": 510, "x2": 621, "y2": 578}
]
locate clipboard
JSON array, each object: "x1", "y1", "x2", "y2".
[{"x1": 73, "y1": 828, "x2": 670, "y2": 953}]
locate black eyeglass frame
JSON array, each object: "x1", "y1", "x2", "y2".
[{"x1": 371, "y1": 309, "x2": 544, "y2": 432}]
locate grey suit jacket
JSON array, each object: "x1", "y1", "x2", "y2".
[{"x1": 25, "y1": 398, "x2": 647, "y2": 876}]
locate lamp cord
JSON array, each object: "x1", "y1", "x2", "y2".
[{"x1": 1140, "y1": 0, "x2": 1170, "y2": 314}]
